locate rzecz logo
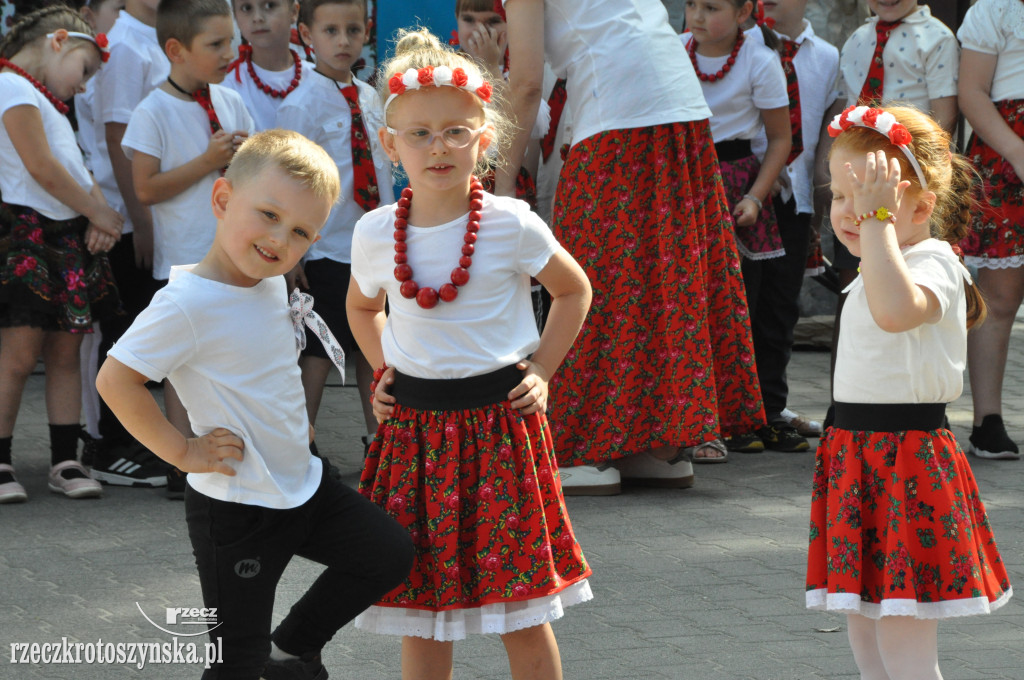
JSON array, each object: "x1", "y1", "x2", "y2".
[{"x1": 136, "y1": 603, "x2": 223, "y2": 637}]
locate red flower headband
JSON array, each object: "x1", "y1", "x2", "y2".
[
  {"x1": 51, "y1": 31, "x2": 110, "y2": 62},
  {"x1": 386, "y1": 65, "x2": 492, "y2": 110},
  {"x1": 828, "y1": 105, "x2": 928, "y2": 189}
]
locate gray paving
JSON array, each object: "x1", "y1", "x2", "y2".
[{"x1": 2, "y1": 313, "x2": 1023, "y2": 679}]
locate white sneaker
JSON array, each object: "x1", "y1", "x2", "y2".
[
  {"x1": 559, "y1": 464, "x2": 621, "y2": 496},
  {"x1": 615, "y1": 452, "x2": 695, "y2": 489},
  {"x1": 780, "y1": 408, "x2": 823, "y2": 437}
]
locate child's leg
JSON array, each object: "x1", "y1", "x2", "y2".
[
  {"x1": 42, "y1": 331, "x2": 84, "y2": 426},
  {"x1": 846, "y1": 614, "x2": 891, "y2": 680},
  {"x1": 401, "y1": 637, "x2": 454, "y2": 680},
  {"x1": 0, "y1": 326, "x2": 45, "y2": 436},
  {"x1": 875, "y1": 617, "x2": 942, "y2": 680},
  {"x1": 299, "y1": 355, "x2": 332, "y2": 424},
  {"x1": 968, "y1": 267, "x2": 1024, "y2": 422},
  {"x1": 500, "y1": 623, "x2": 563, "y2": 680}
]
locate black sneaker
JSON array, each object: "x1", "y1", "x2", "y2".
[
  {"x1": 165, "y1": 467, "x2": 186, "y2": 500},
  {"x1": 968, "y1": 414, "x2": 1021, "y2": 460},
  {"x1": 91, "y1": 441, "x2": 168, "y2": 487},
  {"x1": 79, "y1": 428, "x2": 102, "y2": 468},
  {"x1": 759, "y1": 423, "x2": 810, "y2": 452},
  {"x1": 724, "y1": 432, "x2": 765, "y2": 453},
  {"x1": 262, "y1": 652, "x2": 328, "y2": 680}
]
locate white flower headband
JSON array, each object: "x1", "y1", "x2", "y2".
[
  {"x1": 385, "y1": 65, "x2": 492, "y2": 111},
  {"x1": 828, "y1": 105, "x2": 928, "y2": 189},
  {"x1": 47, "y1": 31, "x2": 110, "y2": 62}
]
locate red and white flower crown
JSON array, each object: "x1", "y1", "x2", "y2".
[
  {"x1": 828, "y1": 105, "x2": 927, "y2": 189},
  {"x1": 386, "y1": 66, "x2": 492, "y2": 111},
  {"x1": 49, "y1": 31, "x2": 110, "y2": 62}
]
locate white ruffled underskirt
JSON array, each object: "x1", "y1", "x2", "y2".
[
  {"x1": 354, "y1": 580, "x2": 593, "y2": 641},
  {"x1": 736, "y1": 243, "x2": 786, "y2": 262},
  {"x1": 806, "y1": 587, "x2": 1013, "y2": 620},
  {"x1": 965, "y1": 255, "x2": 1024, "y2": 270}
]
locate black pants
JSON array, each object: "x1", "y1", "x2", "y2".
[
  {"x1": 185, "y1": 466, "x2": 414, "y2": 679},
  {"x1": 98, "y1": 234, "x2": 160, "y2": 443},
  {"x1": 740, "y1": 196, "x2": 811, "y2": 422}
]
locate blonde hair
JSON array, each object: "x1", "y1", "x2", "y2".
[
  {"x1": 225, "y1": 129, "x2": 341, "y2": 206},
  {"x1": 830, "y1": 104, "x2": 986, "y2": 328},
  {"x1": 376, "y1": 28, "x2": 512, "y2": 175},
  {"x1": 0, "y1": 5, "x2": 95, "y2": 59}
]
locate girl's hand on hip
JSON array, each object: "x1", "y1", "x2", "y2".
[
  {"x1": 847, "y1": 150, "x2": 910, "y2": 223},
  {"x1": 509, "y1": 359, "x2": 550, "y2": 415},
  {"x1": 372, "y1": 366, "x2": 397, "y2": 423},
  {"x1": 182, "y1": 428, "x2": 244, "y2": 476}
]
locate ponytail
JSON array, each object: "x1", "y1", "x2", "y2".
[{"x1": 753, "y1": 0, "x2": 781, "y2": 53}]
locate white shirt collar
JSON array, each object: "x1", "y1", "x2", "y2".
[{"x1": 866, "y1": 5, "x2": 931, "y2": 26}]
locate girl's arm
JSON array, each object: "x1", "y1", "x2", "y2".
[
  {"x1": 131, "y1": 130, "x2": 239, "y2": 205},
  {"x1": 959, "y1": 49, "x2": 1024, "y2": 179},
  {"x1": 498, "y1": 0, "x2": 545, "y2": 197},
  {"x1": 345, "y1": 279, "x2": 393, "y2": 420},
  {"x1": 929, "y1": 96, "x2": 958, "y2": 136},
  {"x1": 3, "y1": 105, "x2": 123, "y2": 236},
  {"x1": 509, "y1": 248, "x2": 592, "y2": 414},
  {"x1": 734, "y1": 106, "x2": 791, "y2": 227}
]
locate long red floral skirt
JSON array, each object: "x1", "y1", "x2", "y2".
[
  {"x1": 960, "y1": 99, "x2": 1024, "y2": 268},
  {"x1": 549, "y1": 121, "x2": 765, "y2": 466},
  {"x1": 356, "y1": 385, "x2": 591, "y2": 640},
  {"x1": 806, "y1": 427, "x2": 1012, "y2": 618}
]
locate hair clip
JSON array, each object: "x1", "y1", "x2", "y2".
[
  {"x1": 49, "y1": 31, "x2": 109, "y2": 62},
  {"x1": 828, "y1": 105, "x2": 927, "y2": 189}
]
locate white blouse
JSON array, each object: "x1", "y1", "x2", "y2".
[{"x1": 957, "y1": 0, "x2": 1024, "y2": 102}]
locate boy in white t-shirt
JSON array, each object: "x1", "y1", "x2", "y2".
[
  {"x1": 121, "y1": 0, "x2": 254, "y2": 478},
  {"x1": 96, "y1": 130, "x2": 413, "y2": 679}
]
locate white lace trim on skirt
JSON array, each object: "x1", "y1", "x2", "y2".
[
  {"x1": 354, "y1": 579, "x2": 593, "y2": 641},
  {"x1": 965, "y1": 254, "x2": 1024, "y2": 270},
  {"x1": 806, "y1": 586, "x2": 1013, "y2": 619}
]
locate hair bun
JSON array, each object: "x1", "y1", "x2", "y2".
[{"x1": 393, "y1": 28, "x2": 443, "y2": 57}]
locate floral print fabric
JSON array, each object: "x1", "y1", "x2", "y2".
[
  {"x1": 548, "y1": 121, "x2": 765, "y2": 466},
  {"x1": 806, "y1": 426, "x2": 1011, "y2": 618},
  {"x1": 718, "y1": 154, "x2": 785, "y2": 260},
  {"x1": 1, "y1": 201, "x2": 120, "y2": 331},
  {"x1": 359, "y1": 402, "x2": 590, "y2": 611}
]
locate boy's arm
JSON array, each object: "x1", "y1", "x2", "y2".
[
  {"x1": 929, "y1": 96, "x2": 958, "y2": 136},
  {"x1": 95, "y1": 357, "x2": 244, "y2": 475},
  {"x1": 106, "y1": 123, "x2": 154, "y2": 268},
  {"x1": 130, "y1": 132, "x2": 236, "y2": 206}
]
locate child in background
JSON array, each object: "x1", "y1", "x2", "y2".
[
  {"x1": 807, "y1": 104, "x2": 1012, "y2": 678},
  {"x1": 684, "y1": 0, "x2": 790, "y2": 459},
  {"x1": 748, "y1": 0, "x2": 840, "y2": 449},
  {"x1": 956, "y1": 0, "x2": 1024, "y2": 460},
  {"x1": 96, "y1": 129, "x2": 414, "y2": 680},
  {"x1": 348, "y1": 28, "x2": 592, "y2": 678},
  {"x1": 86, "y1": 0, "x2": 168, "y2": 489},
  {"x1": 224, "y1": 0, "x2": 311, "y2": 131},
  {"x1": 0, "y1": 7, "x2": 121, "y2": 503},
  {"x1": 276, "y1": 0, "x2": 390, "y2": 456},
  {"x1": 121, "y1": 0, "x2": 254, "y2": 496}
]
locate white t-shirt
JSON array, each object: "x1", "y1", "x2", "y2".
[
  {"x1": 507, "y1": 0, "x2": 712, "y2": 147},
  {"x1": 751, "y1": 21, "x2": 841, "y2": 214},
  {"x1": 90, "y1": 10, "x2": 169, "y2": 233},
  {"x1": 957, "y1": 0, "x2": 1024, "y2": 102},
  {"x1": 351, "y1": 194, "x2": 560, "y2": 379},
  {"x1": 220, "y1": 51, "x2": 314, "y2": 132},
  {"x1": 685, "y1": 30, "x2": 789, "y2": 143},
  {"x1": 275, "y1": 72, "x2": 394, "y2": 264},
  {"x1": 833, "y1": 239, "x2": 968, "y2": 404},
  {"x1": 109, "y1": 268, "x2": 321, "y2": 509},
  {"x1": 840, "y1": 6, "x2": 959, "y2": 113},
  {"x1": 122, "y1": 86, "x2": 255, "y2": 280},
  {"x1": 0, "y1": 74, "x2": 93, "y2": 220}
]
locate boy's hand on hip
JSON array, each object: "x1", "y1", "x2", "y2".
[
  {"x1": 182, "y1": 428, "x2": 244, "y2": 476},
  {"x1": 510, "y1": 360, "x2": 550, "y2": 415}
]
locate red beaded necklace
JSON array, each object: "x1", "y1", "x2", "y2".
[
  {"x1": 0, "y1": 58, "x2": 69, "y2": 115},
  {"x1": 686, "y1": 28, "x2": 745, "y2": 83},
  {"x1": 238, "y1": 46, "x2": 303, "y2": 99},
  {"x1": 393, "y1": 177, "x2": 483, "y2": 309}
]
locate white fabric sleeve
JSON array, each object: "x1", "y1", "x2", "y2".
[
  {"x1": 517, "y1": 207, "x2": 560, "y2": 276},
  {"x1": 750, "y1": 52, "x2": 790, "y2": 110},
  {"x1": 0, "y1": 76, "x2": 39, "y2": 115},
  {"x1": 908, "y1": 249, "x2": 960, "y2": 321},
  {"x1": 120, "y1": 104, "x2": 161, "y2": 160},
  {"x1": 350, "y1": 218, "x2": 382, "y2": 298},
  {"x1": 924, "y1": 30, "x2": 960, "y2": 100},
  {"x1": 97, "y1": 43, "x2": 151, "y2": 124},
  {"x1": 957, "y1": 0, "x2": 1004, "y2": 55},
  {"x1": 108, "y1": 293, "x2": 197, "y2": 381}
]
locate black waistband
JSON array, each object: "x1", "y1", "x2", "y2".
[
  {"x1": 391, "y1": 364, "x2": 522, "y2": 411},
  {"x1": 833, "y1": 402, "x2": 947, "y2": 433},
  {"x1": 714, "y1": 139, "x2": 753, "y2": 163}
]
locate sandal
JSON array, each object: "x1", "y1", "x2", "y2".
[{"x1": 687, "y1": 439, "x2": 728, "y2": 464}]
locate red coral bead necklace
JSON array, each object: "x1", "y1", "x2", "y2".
[
  {"x1": 243, "y1": 46, "x2": 302, "y2": 99},
  {"x1": 0, "y1": 58, "x2": 69, "y2": 115},
  {"x1": 393, "y1": 177, "x2": 483, "y2": 309},
  {"x1": 686, "y1": 28, "x2": 745, "y2": 83}
]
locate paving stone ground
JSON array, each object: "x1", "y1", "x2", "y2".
[{"x1": 2, "y1": 314, "x2": 1023, "y2": 679}]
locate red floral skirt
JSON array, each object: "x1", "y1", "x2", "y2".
[
  {"x1": 806, "y1": 426, "x2": 1012, "y2": 618},
  {"x1": 960, "y1": 99, "x2": 1024, "y2": 268},
  {"x1": 358, "y1": 397, "x2": 591, "y2": 614},
  {"x1": 549, "y1": 121, "x2": 765, "y2": 466},
  {"x1": 718, "y1": 154, "x2": 784, "y2": 260},
  {"x1": 1, "y1": 201, "x2": 120, "y2": 332}
]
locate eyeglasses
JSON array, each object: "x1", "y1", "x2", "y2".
[{"x1": 385, "y1": 124, "x2": 489, "y2": 149}]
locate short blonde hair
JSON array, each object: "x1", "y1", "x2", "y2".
[{"x1": 225, "y1": 129, "x2": 341, "y2": 206}]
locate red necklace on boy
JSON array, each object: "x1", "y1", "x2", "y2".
[
  {"x1": 686, "y1": 29, "x2": 745, "y2": 83},
  {"x1": 393, "y1": 178, "x2": 483, "y2": 310},
  {"x1": 233, "y1": 45, "x2": 302, "y2": 99},
  {"x1": 0, "y1": 58, "x2": 69, "y2": 114}
]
